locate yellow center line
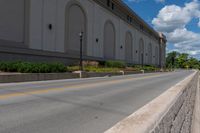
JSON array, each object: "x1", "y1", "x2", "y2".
[{"x1": 0, "y1": 74, "x2": 164, "y2": 100}]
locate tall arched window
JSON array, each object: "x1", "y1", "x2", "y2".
[
  {"x1": 104, "y1": 21, "x2": 115, "y2": 59},
  {"x1": 65, "y1": 2, "x2": 87, "y2": 55},
  {"x1": 139, "y1": 39, "x2": 144, "y2": 65},
  {"x1": 148, "y1": 43, "x2": 152, "y2": 65},
  {"x1": 155, "y1": 46, "x2": 159, "y2": 65},
  {"x1": 125, "y1": 32, "x2": 133, "y2": 62},
  {"x1": 159, "y1": 44, "x2": 162, "y2": 66},
  {"x1": 0, "y1": 0, "x2": 25, "y2": 42}
]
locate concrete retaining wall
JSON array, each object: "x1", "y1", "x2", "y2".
[
  {"x1": 0, "y1": 73, "x2": 79, "y2": 83},
  {"x1": 82, "y1": 71, "x2": 143, "y2": 78},
  {"x1": 0, "y1": 71, "x2": 148, "y2": 83},
  {"x1": 191, "y1": 75, "x2": 200, "y2": 133},
  {"x1": 106, "y1": 71, "x2": 199, "y2": 133}
]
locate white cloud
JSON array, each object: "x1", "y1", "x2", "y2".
[
  {"x1": 167, "y1": 28, "x2": 200, "y2": 56},
  {"x1": 152, "y1": 1, "x2": 200, "y2": 32},
  {"x1": 166, "y1": 28, "x2": 199, "y2": 44},
  {"x1": 152, "y1": 0, "x2": 200, "y2": 59}
]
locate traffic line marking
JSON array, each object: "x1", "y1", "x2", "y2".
[{"x1": 0, "y1": 74, "x2": 164, "y2": 100}]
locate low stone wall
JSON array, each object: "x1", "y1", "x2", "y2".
[
  {"x1": 0, "y1": 71, "x2": 161, "y2": 83},
  {"x1": 106, "y1": 71, "x2": 199, "y2": 133},
  {"x1": 82, "y1": 71, "x2": 160, "y2": 78},
  {"x1": 81, "y1": 72, "x2": 122, "y2": 78},
  {"x1": 191, "y1": 75, "x2": 200, "y2": 133},
  {"x1": 0, "y1": 73, "x2": 79, "y2": 83},
  {"x1": 0, "y1": 71, "x2": 148, "y2": 83},
  {"x1": 0, "y1": 70, "x2": 163, "y2": 83}
]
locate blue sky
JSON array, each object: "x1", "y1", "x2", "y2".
[{"x1": 123, "y1": 0, "x2": 200, "y2": 59}]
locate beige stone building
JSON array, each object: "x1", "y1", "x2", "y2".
[{"x1": 0, "y1": 0, "x2": 166, "y2": 67}]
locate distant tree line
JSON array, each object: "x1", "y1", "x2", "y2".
[{"x1": 166, "y1": 51, "x2": 200, "y2": 69}]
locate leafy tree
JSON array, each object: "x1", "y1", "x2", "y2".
[
  {"x1": 177, "y1": 53, "x2": 189, "y2": 68},
  {"x1": 186, "y1": 57, "x2": 200, "y2": 69},
  {"x1": 166, "y1": 51, "x2": 179, "y2": 69},
  {"x1": 166, "y1": 51, "x2": 200, "y2": 70}
]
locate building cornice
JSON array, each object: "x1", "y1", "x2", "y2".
[
  {"x1": 92, "y1": 0, "x2": 166, "y2": 44},
  {"x1": 116, "y1": 0, "x2": 159, "y2": 37}
]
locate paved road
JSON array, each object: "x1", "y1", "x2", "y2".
[{"x1": 0, "y1": 70, "x2": 193, "y2": 133}]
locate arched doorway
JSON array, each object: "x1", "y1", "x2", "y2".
[
  {"x1": 125, "y1": 32, "x2": 133, "y2": 63},
  {"x1": 66, "y1": 3, "x2": 87, "y2": 55},
  {"x1": 148, "y1": 43, "x2": 152, "y2": 65},
  {"x1": 139, "y1": 39, "x2": 144, "y2": 65},
  {"x1": 155, "y1": 46, "x2": 159, "y2": 65},
  {"x1": 104, "y1": 21, "x2": 115, "y2": 59},
  {"x1": 0, "y1": 0, "x2": 25, "y2": 42},
  {"x1": 159, "y1": 44, "x2": 162, "y2": 67}
]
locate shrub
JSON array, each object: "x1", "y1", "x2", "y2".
[
  {"x1": 105, "y1": 60, "x2": 126, "y2": 68},
  {"x1": 83, "y1": 61, "x2": 99, "y2": 67},
  {"x1": 131, "y1": 65, "x2": 142, "y2": 71},
  {"x1": 67, "y1": 65, "x2": 121, "y2": 73},
  {"x1": 130, "y1": 65, "x2": 157, "y2": 71},
  {"x1": 143, "y1": 65, "x2": 157, "y2": 71},
  {"x1": 67, "y1": 66, "x2": 80, "y2": 72},
  {"x1": 99, "y1": 61, "x2": 106, "y2": 66},
  {"x1": 0, "y1": 61, "x2": 67, "y2": 73},
  {"x1": 0, "y1": 61, "x2": 20, "y2": 72},
  {"x1": 84, "y1": 66, "x2": 120, "y2": 73}
]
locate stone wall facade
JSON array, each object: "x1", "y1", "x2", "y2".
[
  {"x1": 191, "y1": 74, "x2": 200, "y2": 133},
  {"x1": 0, "y1": 0, "x2": 166, "y2": 67},
  {"x1": 151, "y1": 72, "x2": 198, "y2": 133},
  {"x1": 106, "y1": 71, "x2": 199, "y2": 133}
]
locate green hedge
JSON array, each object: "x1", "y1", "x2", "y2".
[
  {"x1": 0, "y1": 60, "x2": 159, "y2": 73},
  {"x1": 105, "y1": 60, "x2": 126, "y2": 68},
  {"x1": 0, "y1": 61, "x2": 67, "y2": 73},
  {"x1": 131, "y1": 65, "x2": 158, "y2": 71},
  {"x1": 142, "y1": 65, "x2": 157, "y2": 71},
  {"x1": 67, "y1": 66, "x2": 120, "y2": 73}
]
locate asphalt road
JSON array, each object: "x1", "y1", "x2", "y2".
[{"x1": 0, "y1": 70, "x2": 194, "y2": 133}]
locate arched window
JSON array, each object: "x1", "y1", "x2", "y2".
[
  {"x1": 139, "y1": 39, "x2": 144, "y2": 65},
  {"x1": 159, "y1": 44, "x2": 162, "y2": 66},
  {"x1": 0, "y1": 0, "x2": 25, "y2": 42},
  {"x1": 65, "y1": 2, "x2": 87, "y2": 55},
  {"x1": 148, "y1": 43, "x2": 152, "y2": 65},
  {"x1": 125, "y1": 32, "x2": 133, "y2": 62},
  {"x1": 155, "y1": 46, "x2": 159, "y2": 65},
  {"x1": 104, "y1": 21, "x2": 116, "y2": 59}
]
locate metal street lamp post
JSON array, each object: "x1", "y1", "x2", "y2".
[{"x1": 79, "y1": 32, "x2": 83, "y2": 71}]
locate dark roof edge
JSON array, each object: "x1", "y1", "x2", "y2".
[{"x1": 118, "y1": 0, "x2": 163, "y2": 39}]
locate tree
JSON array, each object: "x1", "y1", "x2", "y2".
[
  {"x1": 166, "y1": 51, "x2": 200, "y2": 69},
  {"x1": 186, "y1": 57, "x2": 200, "y2": 69},
  {"x1": 166, "y1": 51, "x2": 179, "y2": 69},
  {"x1": 177, "y1": 53, "x2": 189, "y2": 68}
]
